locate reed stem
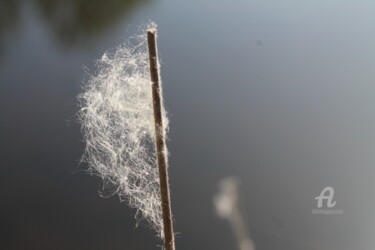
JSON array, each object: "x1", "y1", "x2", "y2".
[{"x1": 147, "y1": 29, "x2": 175, "y2": 250}]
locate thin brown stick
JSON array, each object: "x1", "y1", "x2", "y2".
[{"x1": 147, "y1": 29, "x2": 175, "y2": 250}]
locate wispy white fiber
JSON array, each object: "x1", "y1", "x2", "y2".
[{"x1": 78, "y1": 22, "x2": 168, "y2": 238}]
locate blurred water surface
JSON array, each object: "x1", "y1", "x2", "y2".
[{"x1": 1, "y1": 0, "x2": 375, "y2": 249}]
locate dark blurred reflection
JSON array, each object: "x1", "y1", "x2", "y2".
[
  {"x1": 0, "y1": 0, "x2": 20, "y2": 55},
  {"x1": 34, "y1": 0, "x2": 149, "y2": 46},
  {"x1": 0, "y1": 0, "x2": 149, "y2": 51},
  {"x1": 0, "y1": 0, "x2": 19, "y2": 33}
]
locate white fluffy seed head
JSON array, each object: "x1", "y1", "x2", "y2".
[
  {"x1": 78, "y1": 22, "x2": 168, "y2": 239},
  {"x1": 214, "y1": 177, "x2": 240, "y2": 218}
]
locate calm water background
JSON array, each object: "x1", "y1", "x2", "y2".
[{"x1": 1, "y1": 0, "x2": 375, "y2": 249}]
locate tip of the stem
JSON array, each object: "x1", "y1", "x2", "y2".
[{"x1": 147, "y1": 29, "x2": 156, "y2": 35}]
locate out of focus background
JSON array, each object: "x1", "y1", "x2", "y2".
[{"x1": 1, "y1": 0, "x2": 375, "y2": 249}]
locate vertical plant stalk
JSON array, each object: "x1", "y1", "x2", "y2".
[
  {"x1": 147, "y1": 29, "x2": 175, "y2": 250},
  {"x1": 214, "y1": 178, "x2": 255, "y2": 250}
]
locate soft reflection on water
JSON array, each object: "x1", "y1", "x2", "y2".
[
  {"x1": 0, "y1": 0, "x2": 148, "y2": 48},
  {"x1": 1, "y1": 0, "x2": 375, "y2": 249}
]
